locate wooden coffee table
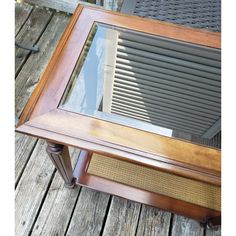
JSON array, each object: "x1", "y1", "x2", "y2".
[{"x1": 16, "y1": 5, "x2": 221, "y2": 227}]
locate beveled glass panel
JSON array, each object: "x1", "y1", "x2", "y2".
[{"x1": 60, "y1": 23, "x2": 221, "y2": 148}]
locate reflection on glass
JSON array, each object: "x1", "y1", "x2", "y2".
[{"x1": 60, "y1": 23, "x2": 221, "y2": 149}]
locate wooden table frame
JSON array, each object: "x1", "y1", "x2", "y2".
[{"x1": 16, "y1": 5, "x2": 221, "y2": 226}]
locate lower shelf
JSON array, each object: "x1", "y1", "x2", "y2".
[{"x1": 74, "y1": 150, "x2": 221, "y2": 222}]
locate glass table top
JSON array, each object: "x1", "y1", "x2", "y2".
[{"x1": 60, "y1": 23, "x2": 221, "y2": 149}]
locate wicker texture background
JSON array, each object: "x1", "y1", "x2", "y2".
[
  {"x1": 88, "y1": 153, "x2": 221, "y2": 211},
  {"x1": 133, "y1": 0, "x2": 221, "y2": 32}
]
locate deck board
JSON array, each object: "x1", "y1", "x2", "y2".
[
  {"x1": 15, "y1": 3, "x2": 220, "y2": 236},
  {"x1": 30, "y1": 148, "x2": 81, "y2": 236},
  {"x1": 15, "y1": 2, "x2": 33, "y2": 36},
  {"x1": 25, "y1": 0, "x2": 103, "y2": 13},
  {"x1": 171, "y1": 215, "x2": 204, "y2": 236},
  {"x1": 15, "y1": 140, "x2": 55, "y2": 236},
  {"x1": 205, "y1": 228, "x2": 221, "y2": 236},
  {"x1": 15, "y1": 12, "x2": 70, "y2": 117},
  {"x1": 15, "y1": 133, "x2": 37, "y2": 186},
  {"x1": 15, "y1": 7, "x2": 52, "y2": 76},
  {"x1": 66, "y1": 188, "x2": 110, "y2": 236},
  {"x1": 136, "y1": 205, "x2": 172, "y2": 236},
  {"x1": 102, "y1": 197, "x2": 141, "y2": 236}
]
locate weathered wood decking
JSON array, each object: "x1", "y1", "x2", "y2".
[{"x1": 15, "y1": 3, "x2": 221, "y2": 236}]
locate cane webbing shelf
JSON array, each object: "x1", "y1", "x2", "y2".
[{"x1": 88, "y1": 153, "x2": 220, "y2": 211}]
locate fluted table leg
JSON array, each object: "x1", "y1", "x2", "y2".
[{"x1": 46, "y1": 142, "x2": 75, "y2": 188}]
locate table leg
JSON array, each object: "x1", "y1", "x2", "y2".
[
  {"x1": 206, "y1": 215, "x2": 221, "y2": 229},
  {"x1": 46, "y1": 141, "x2": 75, "y2": 188},
  {"x1": 200, "y1": 215, "x2": 221, "y2": 229}
]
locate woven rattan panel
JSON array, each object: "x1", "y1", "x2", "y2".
[
  {"x1": 123, "y1": 0, "x2": 221, "y2": 32},
  {"x1": 88, "y1": 153, "x2": 221, "y2": 211}
]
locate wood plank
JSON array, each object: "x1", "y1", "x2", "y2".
[
  {"x1": 15, "y1": 139, "x2": 55, "y2": 236},
  {"x1": 120, "y1": 0, "x2": 136, "y2": 13},
  {"x1": 171, "y1": 215, "x2": 204, "y2": 236},
  {"x1": 15, "y1": 13, "x2": 70, "y2": 117},
  {"x1": 66, "y1": 187, "x2": 110, "y2": 236},
  {"x1": 25, "y1": 0, "x2": 104, "y2": 13},
  {"x1": 15, "y1": 2, "x2": 33, "y2": 36},
  {"x1": 30, "y1": 148, "x2": 81, "y2": 236},
  {"x1": 103, "y1": 0, "x2": 124, "y2": 11},
  {"x1": 15, "y1": 133, "x2": 37, "y2": 185},
  {"x1": 205, "y1": 227, "x2": 221, "y2": 236},
  {"x1": 116, "y1": 0, "x2": 124, "y2": 11},
  {"x1": 15, "y1": 7, "x2": 53, "y2": 76},
  {"x1": 102, "y1": 196, "x2": 141, "y2": 236},
  {"x1": 136, "y1": 205, "x2": 171, "y2": 236},
  {"x1": 103, "y1": 0, "x2": 115, "y2": 10}
]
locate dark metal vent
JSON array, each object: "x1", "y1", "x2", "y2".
[
  {"x1": 121, "y1": 0, "x2": 221, "y2": 32},
  {"x1": 110, "y1": 31, "x2": 221, "y2": 138}
]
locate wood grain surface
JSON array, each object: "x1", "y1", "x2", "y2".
[
  {"x1": 103, "y1": 197, "x2": 141, "y2": 236},
  {"x1": 136, "y1": 205, "x2": 172, "y2": 236},
  {"x1": 171, "y1": 215, "x2": 204, "y2": 236},
  {"x1": 15, "y1": 133, "x2": 37, "y2": 186},
  {"x1": 15, "y1": 13, "x2": 70, "y2": 117},
  {"x1": 25, "y1": 108, "x2": 220, "y2": 185},
  {"x1": 205, "y1": 227, "x2": 221, "y2": 236},
  {"x1": 15, "y1": 2, "x2": 33, "y2": 36},
  {"x1": 15, "y1": 140, "x2": 55, "y2": 236},
  {"x1": 15, "y1": 7, "x2": 52, "y2": 76},
  {"x1": 30, "y1": 148, "x2": 80, "y2": 236},
  {"x1": 25, "y1": 0, "x2": 102, "y2": 13},
  {"x1": 66, "y1": 188, "x2": 110, "y2": 236}
]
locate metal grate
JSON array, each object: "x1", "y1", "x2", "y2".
[
  {"x1": 110, "y1": 30, "x2": 221, "y2": 138},
  {"x1": 121, "y1": 0, "x2": 221, "y2": 32}
]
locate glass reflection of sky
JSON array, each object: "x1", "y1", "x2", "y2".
[
  {"x1": 61, "y1": 26, "x2": 105, "y2": 114},
  {"x1": 60, "y1": 24, "x2": 175, "y2": 138}
]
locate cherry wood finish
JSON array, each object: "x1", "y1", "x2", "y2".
[
  {"x1": 74, "y1": 150, "x2": 220, "y2": 224},
  {"x1": 18, "y1": 109, "x2": 220, "y2": 186},
  {"x1": 16, "y1": 5, "x2": 221, "y2": 222},
  {"x1": 46, "y1": 142, "x2": 75, "y2": 188}
]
